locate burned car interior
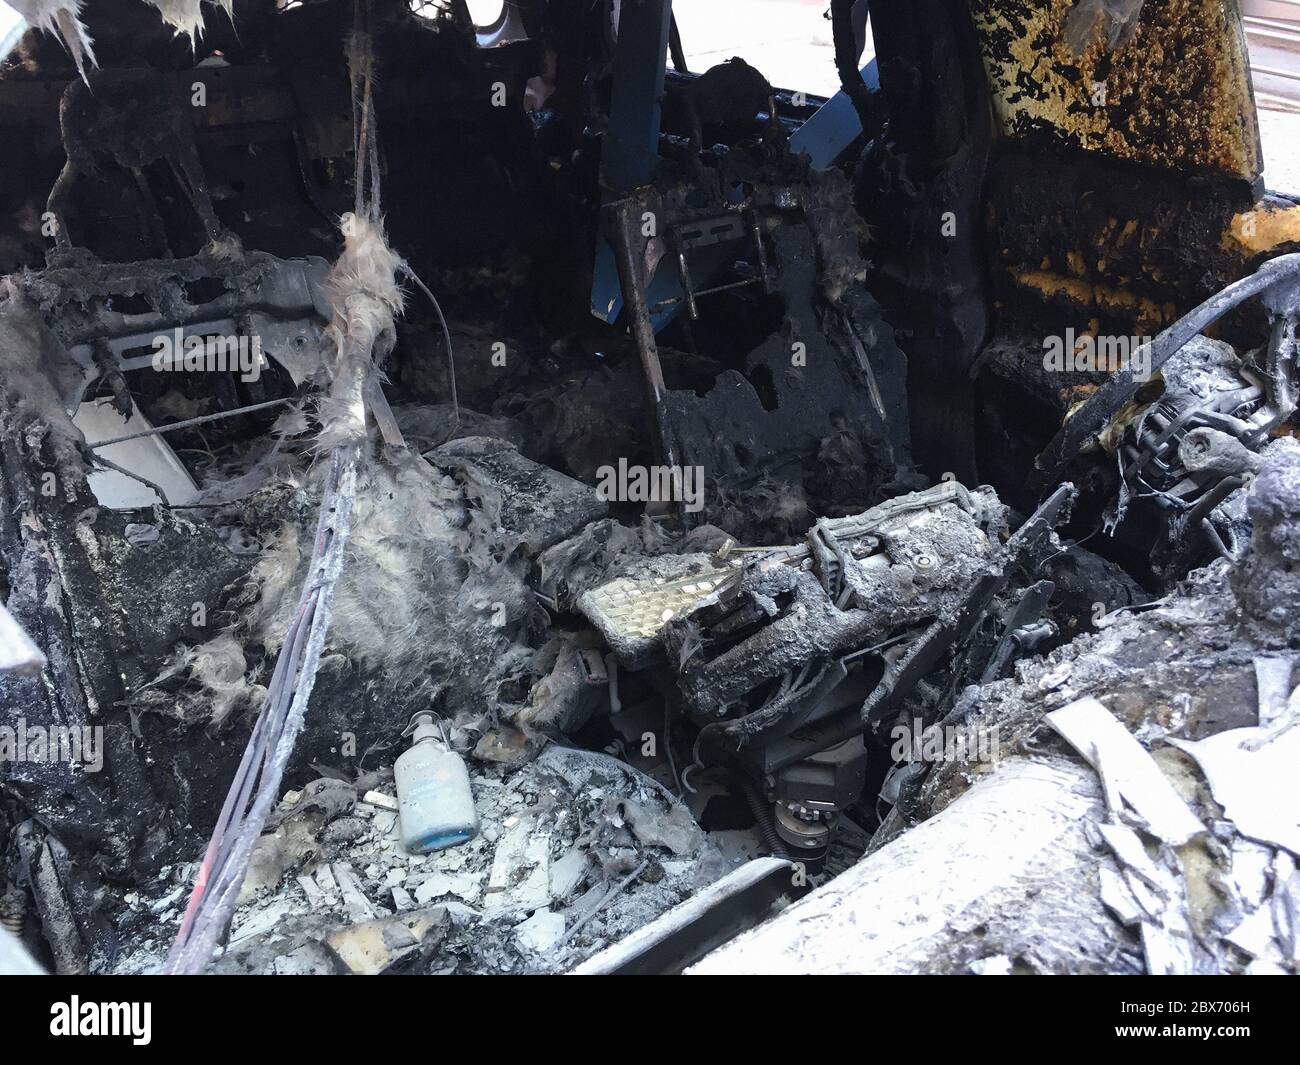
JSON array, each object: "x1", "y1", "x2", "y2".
[{"x1": 1, "y1": 0, "x2": 1299, "y2": 981}]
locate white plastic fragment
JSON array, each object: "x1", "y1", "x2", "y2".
[
  {"x1": 1253, "y1": 655, "x2": 1296, "y2": 728},
  {"x1": 1046, "y1": 698, "x2": 1204, "y2": 844},
  {"x1": 296, "y1": 874, "x2": 324, "y2": 906},
  {"x1": 361, "y1": 790, "x2": 399, "y2": 811},
  {"x1": 1096, "y1": 822, "x2": 1168, "y2": 894},
  {"x1": 549, "y1": 845, "x2": 588, "y2": 901},
  {"x1": 1167, "y1": 723, "x2": 1300, "y2": 855},
  {"x1": 333, "y1": 862, "x2": 376, "y2": 921},
  {"x1": 968, "y1": 954, "x2": 1014, "y2": 975},
  {"x1": 1230, "y1": 837, "x2": 1274, "y2": 909},
  {"x1": 1140, "y1": 920, "x2": 1194, "y2": 976},
  {"x1": 515, "y1": 910, "x2": 565, "y2": 953},
  {"x1": 0, "y1": 601, "x2": 46, "y2": 675},
  {"x1": 1225, "y1": 904, "x2": 1283, "y2": 963},
  {"x1": 1273, "y1": 852, "x2": 1300, "y2": 965},
  {"x1": 1098, "y1": 863, "x2": 1144, "y2": 926}
]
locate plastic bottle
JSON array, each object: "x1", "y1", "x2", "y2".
[{"x1": 394, "y1": 712, "x2": 479, "y2": 854}]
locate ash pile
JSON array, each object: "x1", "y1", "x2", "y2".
[{"x1": 116, "y1": 747, "x2": 724, "y2": 975}]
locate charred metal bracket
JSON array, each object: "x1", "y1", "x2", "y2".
[
  {"x1": 858, "y1": 483, "x2": 1075, "y2": 734},
  {"x1": 754, "y1": 482, "x2": 1075, "y2": 773},
  {"x1": 24, "y1": 251, "x2": 332, "y2": 414},
  {"x1": 666, "y1": 210, "x2": 772, "y2": 321},
  {"x1": 662, "y1": 481, "x2": 1012, "y2": 755},
  {"x1": 1113, "y1": 380, "x2": 1267, "y2": 536},
  {"x1": 978, "y1": 579, "x2": 1056, "y2": 685},
  {"x1": 809, "y1": 519, "x2": 853, "y2": 605},
  {"x1": 1030, "y1": 253, "x2": 1300, "y2": 498}
]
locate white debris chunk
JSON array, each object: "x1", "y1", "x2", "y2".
[
  {"x1": 1230, "y1": 837, "x2": 1275, "y2": 910},
  {"x1": 271, "y1": 943, "x2": 336, "y2": 975},
  {"x1": 411, "y1": 871, "x2": 481, "y2": 906},
  {"x1": 362, "y1": 790, "x2": 399, "y2": 812},
  {"x1": 1046, "y1": 698, "x2": 1204, "y2": 844},
  {"x1": 485, "y1": 820, "x2": 530, "y2": 891},
  {"x1": 513, "y1": 832, "x2": 552, "y2": 911},
  {"x1": 1167, "y1": 723, "x2": 1300, "y2": 855},
  {"x1": 1225, "y1": 905, "x2": 1283, "y2": 963},
  {"x1": 1244, "y1": 958, "x2": 1288, "y2": 975},
  {"x1": 296, "y1": 875, "x2": 325, "y2": 906},
  {"x1": 1253, "y1": 655, "x2": 1295, "y2": 727},
  {"x1": 514, "y1": 910, "x2": 565, "y2": 953},
  {"x1": 1140, "y1": 920, "x2": 1195, "y2": 976},
  {"x1": 1273, "y1": 852, "x2": 1300, "y2": 965},
  {"x1": 0, "y1": 601, "x2": 46, "y2": 674},
  {"x1": 549, "y1": 846, "x2": 588, "y2": 901},
  {"x1": 314, "y1": 863, "x2": 339, "y2": 897},
  {"x1": 1096, "y1": 822, "x2": 1168, "y2": 894},
  {"x1": 968, "y1": 954, "x2": 1014, "y2": 975},
  {"x1": 332, "y1": 862, "x2": 376, "y2": 922},
  {"x1": 1098, "y1": 863, "x2": 1144, "y2": 927},
  {"x1": 622, "y1": 800, "x2": 704, "y2": 855},
  {"x1": 1122, "y1": 868, "x2": 1167, "y2": 923},
  {"x1": 484, "y1": 815, "x2": 551, "y2": 914},
  {"x1": 228, "y1": 899, "x2": 294, "y2": 946}
]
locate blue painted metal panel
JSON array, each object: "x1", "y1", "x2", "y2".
[{"x1": 789, "y1": 59, "x2": 880, "y2": 168}]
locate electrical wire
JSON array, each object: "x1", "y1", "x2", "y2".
[
  {"x1": 166, "y1": 2, "x2": 386, "y2": 972},
  {"x1": 165, "y1": 445, "x2": 359, "y2": 972}
]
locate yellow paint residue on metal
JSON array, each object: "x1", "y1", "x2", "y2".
[
  {"x1": 970, "y1": 0, "x2": 1261, "y2": 179},
  {"x1": 1010, "y1": 268, "x2": 1177, "y2": 332},
  {"x1": 1223, "y1": 202, "x2": 1300, "y2": 254}
]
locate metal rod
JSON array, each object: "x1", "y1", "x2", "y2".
[
  {"x1": 87, "y1": 398, "x2": 292, "y2": 449},
  {"x1": 605, "y1": 194, "x2": 682, "y2": 493},
  {"x1": 90, "y1": 453, "x2": 172, "y2": 507},
  {"x1": 562, "y1": 858, "x2": 650, "y2": 945}
]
